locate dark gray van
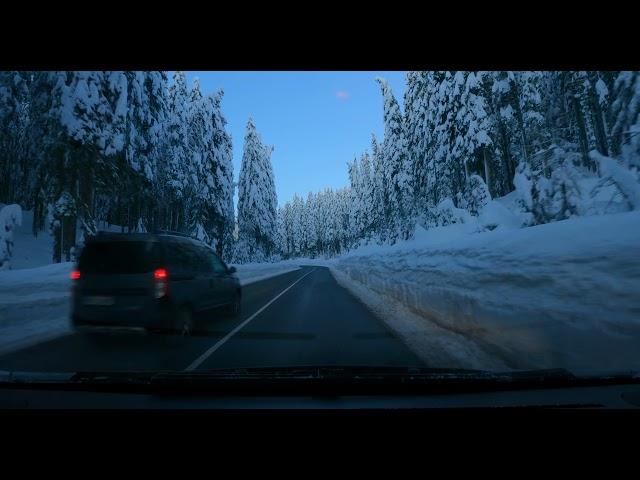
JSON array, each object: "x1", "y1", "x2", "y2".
[{"x1": 70, "y1": 232, "x2": 241, "y2": 335}]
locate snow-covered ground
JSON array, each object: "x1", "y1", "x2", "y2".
[
  {"x1": 331, "y1": 209, "x2": 640, "y2": 372},
  {"x1": 0, "y1": 262, "x2": 74, "y2": 356}
]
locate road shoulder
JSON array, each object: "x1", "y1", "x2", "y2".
[{"x1": 329, "y1": 266, "x2": 509, "y2": 370}]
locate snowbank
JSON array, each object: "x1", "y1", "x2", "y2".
[
  {"x1": 0, "y1": 262, "x2": 74, "y2": 355},
  {"x1": 230, "y1": 263, "x2": 300, "y2": 285},
  {"x1": 590, "y1": 151, "x2": 640, "y2": 210},
  {"x1": 332, "y1": 211, "x2": 640, "y2": 371}
]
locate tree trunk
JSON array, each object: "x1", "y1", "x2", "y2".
[
  {"x1": 483, "y1": 147, "x2": 492, "y2": 198},
  {"x1": 511, "y1": 78, "x2": 530, "y2": 164},
  {"x1": 32, "y1": 189, "x2": 43, "y2": 237},
  {"x1": 572, "y1": 95, "x2": 591, "y2": 169},
  {"x1": 497, "y1": 119, "x2": 515, "y2": 194},
  {"x1": 64, "y1": 215, "x2": 76, "y2": 262},
  {"x1": 587, "y1": 75, "x2": 609, "y2": 156}
]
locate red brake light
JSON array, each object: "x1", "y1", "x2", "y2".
[
  {"x1": 153, "y1": 268, "x2": 169, "y2": 299},
  {"x1": 154, "y1": 268, "x2": 168, "y2": 280},
  {"x1": 70, "y1": 270, "x2": 81, "y2": 280}
]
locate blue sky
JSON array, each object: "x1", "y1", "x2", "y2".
[{"x1": 184, "y1": 72, "x2": 406, "y2": 206}]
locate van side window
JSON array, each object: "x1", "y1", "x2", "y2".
[
  {"x1": 194, "y1": 247, "x2": 215, "y2": 273},
  {"x1": 170, "y1": 242, "x2": 198, "y2": 272},
  {"x1": 209, "y1": 252, "x2": 227, "y2": 274},
  {"x1": 187, "y1": 245, "x2": 206, "y2": 272},
  {"x1": 148, "y1": 242, "x2": 163, "y2": 267}
]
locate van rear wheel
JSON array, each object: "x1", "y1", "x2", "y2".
[
  {"x1": 175, "y1": 306, "x2": 194, "y2": 336},
  {"x1": 228, "y1": 291, "x2": 241, "y2": 318},
  {"x1": 77, "y1": 329, "x2": 104, "y2": 344}
]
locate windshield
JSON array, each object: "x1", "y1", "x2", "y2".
[{"x1": 1, "y1": 70, "x2": 639, "y2": 390}]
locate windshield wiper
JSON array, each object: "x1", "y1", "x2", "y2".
[
  {"x1": 1, "y1": 367, "x2": 638, "y2": 396},
  {"x1": 147, "y1": 366, "x2": 578, "y2": 394}
]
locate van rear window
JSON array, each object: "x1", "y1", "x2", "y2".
[{"x1": 78, "y1": 241, "x2": 162, "y2": 274}]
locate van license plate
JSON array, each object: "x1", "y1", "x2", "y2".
[{"x1": 84, "y1": 296, "x2": 115, "y2": 306}]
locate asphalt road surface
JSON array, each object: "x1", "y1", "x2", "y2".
[{"x1": 0, "y1": 266, "x2": 424, "y2": 373}]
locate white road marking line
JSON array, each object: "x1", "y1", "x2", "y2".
[{"x1": 184, "y1": 268, "x2": 317, "y2": 371}]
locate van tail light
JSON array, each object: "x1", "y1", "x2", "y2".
[
  {"x1": 153, "y1": 268, "x2": 169, "y2": 299},
  {"x1": 70, "y1": 270, "x2": 81, "y2": 280}
]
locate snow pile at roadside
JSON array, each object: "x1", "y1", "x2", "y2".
[
  {"x1": 229, "y1": 262, "x2": 300, "y2": 285},
  {"x1": 332, "y1": 210, "x2": 640, "y2": 371},
  {"x1": 0, "y1": 262, "x2": 74, "y2": 354}
]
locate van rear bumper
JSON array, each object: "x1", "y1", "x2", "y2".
[{"x1": 71, "y1": 300, "x2": 176, "y2": 330}]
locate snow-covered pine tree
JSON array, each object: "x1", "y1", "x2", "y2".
[
  {"x1": 125, "y1": 72, "x2": 156, "y2": 181},
  {"x1": 23, "y1": 72, "x2": 66, "y2": 239},
  {"x1": 462, "y1": 174, "x2": 492, "y2": 216},
  {"x1": 555, "y1": 71, "x2": 602, "y2": 170},
  {"x1": 121, "y1": 71, "x2": 148, "y2": 231},
  {"x1": 609, "y1": 71, "x2": 640, "y2": 167},
  {"x1": 376, "y1": 77, "x2": 414, "y2": 242},
  {"x1": 28, "y1": 72, "x2": 72, "y2": 259},
  {"x1": 276, "y1": 205, "x2": 287, "y2": 258},
  {"x1": 280, "y1": 202, "x2": 295, "y2": 258},
  {"x1": 315, "y1": 189, "x2": 330, "y2": 256},
  {"x1": 347, "y1": 156, "x2": 362, "y2": 240},
  {"x1": 430, "y1": 71, "x2": 460, "y2": 209},
  {"x1": 236, "y1": 118, "x2": 278, "y2": 262},
  {"x1": 322, "y1": 189, "x2": 334, "y2": 255},
  {"x1": 404, "y1": 71, "x2": 432, "y2": 218},
  {"x1": 370, "y1": 133, "x2": 387, "y2": 243},
  {"x1": 166, "y1": 71, "x2": 191, "y2": 231},
  {"x1": 0, "y1": 71, "x2": 31, "y2": 206},
  {"x1": 454, "y1": 72, "x2": 493, "y2": 210},
  {"x1": 503, "y1": 71, "x2": 545, "y2": 167},
  {"x1": 357, "y1": 151, "x2": 375, "y2": 241},
  {"x1": 336, "y1": 187, "x2": 351, "y2": 253},
  {"x1": 300, "y1": 191, "x2": 314, "y2": 255},
  {"x1": 45, "y1": 71, "x2": 128, "y2": 259},
  {"x1": 516, "y1": 71, "x2": 550, "y2": 160},
  {"x1": 261, "y1": 141, "x2": 278, "y2": 255},
  {"x1": 290, "y1": 193, "x2": 304, "y2": 257},
  {"x1": 488, "y1": 71, "x2": 519, "y2": 195},
  {"x1": 307, "y1": 191, "x2": 320, "y2": 256},
  {"x1": 0, "y1": 204, "x2": 23, "y2": 270},
  {"x1": 123, "y1": 71, "x2": 170, "y2": 233},
  {"x1": 185, "y1": 77, "x2": 209, "y2": 239},
  {"x1": 205, "y1": 89, "x2": 235, "y2": 258},
  {"x1": 473, "y1": 71, "x2": 503, "y2": 198}
]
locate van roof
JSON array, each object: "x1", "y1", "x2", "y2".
[{"x1": 91, "y1": 231, "x2": 202, "y2": 245}]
